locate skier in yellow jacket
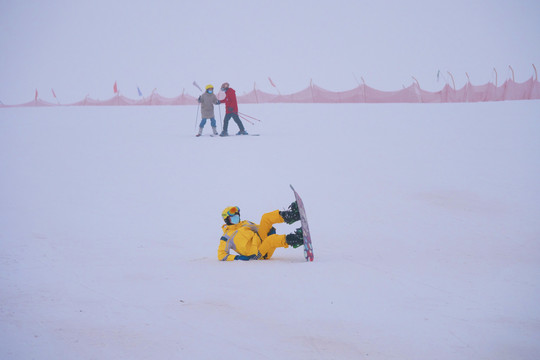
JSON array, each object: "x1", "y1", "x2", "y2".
[{"x1": 218, "y1": 202, "x2": 303, "y2": 261}]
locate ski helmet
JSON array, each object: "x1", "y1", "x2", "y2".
[
  {"x1": 222, "y1": 206, "x2": 240, "y2": 225},
  {"x1": 221, "y1": 82, "x2": 230, "y2": 91},
  {"x1": 205, "y1": 84, "x2": 214, "y2": 90}
]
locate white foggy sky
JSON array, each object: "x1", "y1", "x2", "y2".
[{"x1": 1, "y1": 0, "x2": 539, "y2": 104}]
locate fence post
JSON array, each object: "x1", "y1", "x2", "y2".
[
  {"x1": 412, "y1": 76, "x2": 422, "y2": 103},
  {"x1": 465, "y1": 73, "x2": 471, "y2": 102},
  {"x1": 254, "y1": 82, "x2": 259, "y2": 104},
  {"x1": 447, "y1": 72, "x2": 456, "y2": 90}
]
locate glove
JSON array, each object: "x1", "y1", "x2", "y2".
[
  {"x1": 216, "y1": 100, "x2": 220, "y2": 104},
  {"x1": 234, "y1": 255, "x2": 253, "y2": 261},
  {"x1": 198, "y1": 96, "x2": 201, "y2": 102}
]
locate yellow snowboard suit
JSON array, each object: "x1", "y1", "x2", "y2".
[{"x1": 218, "y1": 210, "x2": 289, "y2": 261}]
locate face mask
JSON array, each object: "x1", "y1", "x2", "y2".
[
  {"x1": 230, "y1": 214, "x2": 240, "y2": 224},
  {"x1": 207, "y1": 90, "x2": 213, "y2": 94}
]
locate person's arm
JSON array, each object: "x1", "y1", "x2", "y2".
[
  {"x1": 218, "y1": 235, "x2": 254, "y2": 261},
  {"x1": 218, "y1": 236, "x2": 235, "y2": 261},
  {"x1": 218, "y1": 93, "x2": 227, "y2": 107}
]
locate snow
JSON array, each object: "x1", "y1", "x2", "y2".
[{"x1": 1, "y1": 101, "x2": 540, "y2": 359}]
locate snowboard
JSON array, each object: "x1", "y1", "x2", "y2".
[{"x1": 290, "y1": 185, "x2": 314, "y2": 262}]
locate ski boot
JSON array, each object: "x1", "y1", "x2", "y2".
[
  {"x1": 280, "y1": 201, "x2": 300, "y2": 224},
  {"x1": 212, "y1": 126, "x2": 219, "y2": 136},
  {"x1": 286, "y1": 228, "x2": 303, "y2": 248},
  {"x1": 237, "y1": 130, "x2": 249, "y2": 135},
  {"x1": 219, "y1": 130, "x2": 229, "y2": 137},
  {"x1": 196, "y1": 127, "x2": 203, "y2": 137}
]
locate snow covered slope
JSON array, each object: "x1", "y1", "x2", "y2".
[{"x1": 1, "y1": 102, "x2": 539, "y2": 359}]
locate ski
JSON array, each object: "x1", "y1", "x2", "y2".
[{"x1": 196, "y1": 134, "x2": 260, "y2": 137}]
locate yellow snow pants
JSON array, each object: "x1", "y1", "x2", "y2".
[{"x1": 257, "y1": 210, "x2": 288, "y2": 259}]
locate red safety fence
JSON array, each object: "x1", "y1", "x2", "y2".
[
  {"x1": 2, "y1": 78, "x2": 539, "y2": 108},
  {"x1": 237, "y1": 78, "x2": 540, "y2": 104}
]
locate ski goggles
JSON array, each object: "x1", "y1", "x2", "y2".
[{"x1": 222, "y1": 206, "x2": 240, "y2": 220}]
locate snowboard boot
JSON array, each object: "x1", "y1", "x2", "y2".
[
  {"x1": 286, "y1": 228, "x2": 303, "y2": 248},
  {"x1": 212, "y1": 126, "x2": 218, "y2": 135},
  {"x1": 196, "y1": 127, "x2": 203, "y2": 137},
  {"x1": 280, "y1": 201, "x2": 300, "y2": 224},
  {"x1": 237, "y1": 130, "x2": 249, "y2": 135}
]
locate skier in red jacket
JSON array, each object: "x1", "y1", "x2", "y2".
[{"x1": 218, "y1": 82, "x2": 248, "y2": 136}]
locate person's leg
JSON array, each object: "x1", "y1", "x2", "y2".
[
  {"x1": 210, "y1": 118, "x2": 218, "y2": 134},
  {"x1": 255, "y1": 210, "x2": 288, "y2": 260},
  {"x1": 197, "y1": 118, "x2": 207, "y2": 136},
  {"x1": 231, "y1": 113, "x2": 245, "y2": 132},
  {"x1": 257, "y1": 234, "x2": 287, "y2": 260},
  {"x1": 258, "y1": 210, "x2": 284, "y2": 241},
  {"x1": 221, "y1": 114, "x2": 232, "y2": 135}
]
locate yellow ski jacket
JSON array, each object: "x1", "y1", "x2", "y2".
[{"x1": 218, "y1": 220, "x2": 262, "y2": 261}]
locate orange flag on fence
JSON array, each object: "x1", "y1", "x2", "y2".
[
  {"x1": 113, "y1": 81, "x2": 118, "y2": 94},
  {"x1": 52, "y1": 89, "x2": 57, "y2": 98},
  {"x1": 268, "y1": 77, "x2": 276, "y2": 87},
  {"x1": 35, "y1": 89, "x2": 38, "y2": 101}
]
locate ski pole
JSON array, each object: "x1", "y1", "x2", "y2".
[
  {"x1": 193, "y1": 81, "x2": 203, "y2": 92},
  {"x1": 194, "y1": 102, "x2": 200, "y2": 132},
  {"x1": 238, "y1": 114, "x2": 254, "y2": 125},
  {"x1": 217, "y1": 89, "x2": 223, "y2": 130},
  {"x1": 192, "y1": 81, "x2": 204, "y2": 132},
  {"x1": 238, "y1": 111, "x2": 262, "y2": 122},
  {"x1": 218, "y1": 100, "x2": 223, "y2": 130}
]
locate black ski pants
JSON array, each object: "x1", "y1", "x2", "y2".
[{"x1": 223, "y1": 112, "x2": 245, "y2": 132}]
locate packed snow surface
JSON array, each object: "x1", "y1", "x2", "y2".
[{"x1": 1, "y1": 101, "x2": 539, "y2": 359}]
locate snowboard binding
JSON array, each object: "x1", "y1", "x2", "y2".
[
  {"x1": 280, "y1": 201, "x2": 300, "y2": 224},
  {"x1": 286, "y1": 228, "x2": 303, "y2": 248}
]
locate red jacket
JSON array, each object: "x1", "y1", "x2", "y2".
[{"x1": 220, "y1": 88, "x2": 238, "y2": 114}]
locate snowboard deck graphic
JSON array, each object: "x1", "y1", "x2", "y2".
[{"x1": 290, "y1": 185, "x2": 314, "y2": 262}]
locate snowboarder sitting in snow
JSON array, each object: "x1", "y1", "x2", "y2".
[
  {"x1": 197, "y1": 84, "x2": 220, "y2": 136},
  {"x1": 218, "y1": 82, "x2": 248, "y2": 136},
  {"x1": 218, "y1": 203, "x2": 303, "y2": 261}
]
